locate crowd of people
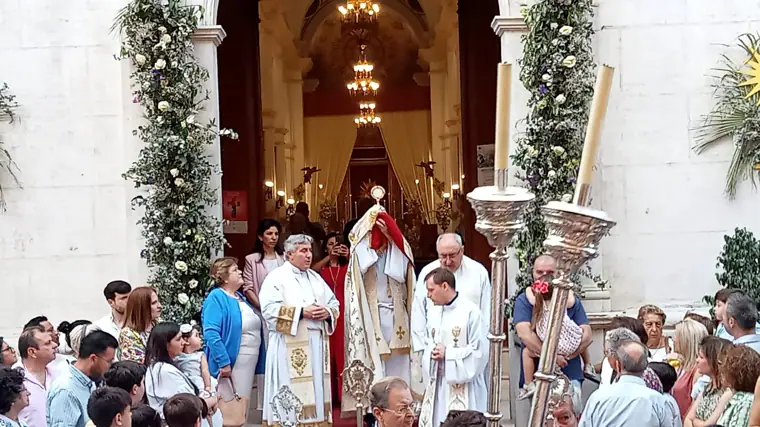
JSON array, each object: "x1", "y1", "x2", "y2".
[{"x1": 2, "y1": 203, "x2": 760, "y2": 427}]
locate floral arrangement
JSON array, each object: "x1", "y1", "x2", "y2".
[
  {"x1": 435, "y1": 198, "x2": 452, "y2": 232},
  {"x1": 401, "y1": 196, "x2": 423, "y2": 256},
  {"x1": 318, "y1": 201, "x2": 337, "y2": 228},
  {"x1": 114, "y1": 0, "x2": 237, "y2": 323},
  {"x1": 510, "y1": 0, "x2": 605, "y2": 305},
  {"x1": 0, "y1": 82, "x2": 20, "y2": 212},
  {"x1": 694, "y1": 33, "x2": 760, "y2": 198}
]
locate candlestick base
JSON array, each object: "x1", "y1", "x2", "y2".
[
  {"x1": 467, "y1": 185, "x2": 534, "y2": 427},
  {"x1": 528, "y1": 201, "x2": 616, "y2": 427}
]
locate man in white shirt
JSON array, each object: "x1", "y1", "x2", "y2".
[
  {"x1": 94, "y1": 281, "x2": 132, "y2": 340},
  {"x1": 418, "y1": 268, "x2": 487, "y2": 427},
  {"x1": 411, "y1": 233, "x2": 490, "y2": 354}
]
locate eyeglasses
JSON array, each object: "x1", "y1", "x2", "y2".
[
  {"x1": 381, "y1": 407, "x2": 415, "y2": 418},
  {"x1": 1, "y1": 346, "x2": 15, "y2": 354}
]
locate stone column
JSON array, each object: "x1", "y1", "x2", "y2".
[
  {"x1": 285, "y1": 58, "x2": 312, "y2": 212},
  {"x1": 262, "y1": 109, "x2": 278, "y2": 216},
  {"x1": 427, "y1": 60, "x2": 448, "y2": 187},
  {"x1": 191, "y1": 25, "x2": 226, "y2": 251}
]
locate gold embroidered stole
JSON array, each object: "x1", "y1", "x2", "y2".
[
  {"x1": 279, "y1": 279, "x2": 332, "y2": 421},
  {"x1": 361, "y1": 264, "x2": 413, "y2": 359}
]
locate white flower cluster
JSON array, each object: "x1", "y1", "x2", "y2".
[{"x1": 116, "y1": 0, "x2": 237, "y2": 323}]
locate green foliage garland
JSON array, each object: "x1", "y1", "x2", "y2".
[
  {"x1": 702, "y1": 227, "x2": 760, "y2": 312},
  {"x1": 114, "y1": 0, "x2": 237, "y2": 323},
  {"x1": 510, "y1": 0, "x2": 602, "y2": 303},
  {"x1": 693, "y1": 33, "x2": 760, "y2": 199},
  {"x1": 0, "y1": 82, "x2": 20, "y2": 213}
]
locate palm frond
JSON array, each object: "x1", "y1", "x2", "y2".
[
  {"x1": 110, "y1": 5, "x2": 131, "y2": 35},
  {"x1": 725, "y1": 130, "x2": 760, "y2": 198},
  {"x1": 694, "y1": 109, "x2": 752, "y2": 151}
]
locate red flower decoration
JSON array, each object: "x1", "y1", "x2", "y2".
[{"x1": 532, "y1": 280, "x2": 550, "y2": 294}]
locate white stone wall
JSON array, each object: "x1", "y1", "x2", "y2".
[
  {"x1": 0, "y1": 0, "x2": 146, "y2": 342},
  {"x1": 594, "y1": 0, "x2": 760, "y2": 312}
]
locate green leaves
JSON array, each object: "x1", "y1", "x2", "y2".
[
  {"x1": 0, "y1": 82, "x2": 20, "y2": 213},
  {"x1": 116, "y1": 0, "x2": 232, "y2": 323},
  {"x1": 693, "y1": 33, "x2": 760, "y2": 199},
  {"x1": 711, "y1": 227, "x2": 760, "y2": 310},
  {"x1": 508, "y1": 0, "x2": 599, "y2": 317}
]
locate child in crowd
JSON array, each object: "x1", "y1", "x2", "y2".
[
  {"x1": 130, "y1": 404, "x2": 162, "y2": 427},
  {"x1": 164, "y1": 394, "x2": 206, "y2": 427},
  {"x1": 648, "y1": 361, "x2": 682, "y2": 426},
  {"x1": 175, "y1": 324, "x2": 214, "y2": 396},
  {"x1": 519, "y1": 279, "x2": 593, "y2": 400},
  {"x1": 86, "y1": 387, "x2": 132, "y2": 427}
]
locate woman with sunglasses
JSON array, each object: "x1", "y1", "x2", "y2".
[{"x1": 0, "y1": 338, "x2": 18, "y2": 369}]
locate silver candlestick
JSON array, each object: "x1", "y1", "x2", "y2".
[
  {"x1": 528, "y1": 201, "x2": 616, "y2": 427},
  {"x1": 343, "y1": 359, "x2": 374, "y2": 427},
  {"x1": 467, "y1": 184, "x2": 535, "y2": 427}
]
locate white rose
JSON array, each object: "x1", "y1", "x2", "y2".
[
  {"x1": 548, "y1": 170, "x2": 557, "y2": 178},
  {"x1": 188, "y1": 279, "x2": 198, "y2": 289},
  {"x1": 561, "y1": 194, "x2": 573, "y2": 203},
  {"x1": 135, "y1": 54, "x2": 147, "y2": 65},
  {"x1": 177, "y1": 206, "x2": 187, "y2": 217},
  {"x1": 186, "y1": 115, "x2": 195, "y2": 124},
  {"x1": 550, "y1": 22, "x2": 558, "y2": 30},
  {"x1": 551, "y1": 39, "x2": 559, "y2": 46},
  {"x1": 156, "y1": 116, "x2": 164, "y2": 123},
  {"x1": 170, "y1": 168, "x2": 179, "y2": 177},
  {"x1": 158, "y1": 101, "x2": 169, "y2": 112},
  {"x1": 526, "y1": 147, "x2": 538, "y2": 157},
  {"x1": 559, "y1": 26, "x2": 573, "y2": 36},
  {"x1": 562, "y1": 56, "x2": 577, "y2": 68},
  {"x1": 154, "y1": 59, "x2": 166, "y2": 70},
  {"x1": 163, "y1": 237, "x2": 173, "y2": 245},
  {"x1": 161, "y1": 34, "x2": 172, "y2": 44},
  {"x1": 177, "y1": 293, "x2": 189, "y2": 304},
  {"x1": 158, "y1": 26, "x2": 167, "y2": 33},
  {"x1": 142, "y1": 82, "x2": 150, "y2": 90},
  {"x1": 552, "y1": 146, "x2": 566, "y2": 156},
  {"x1": 555, "y1": 94, "x2": 566, "y2": 104},
  {"x1": 174, "y1": 178, "x2": 185, "y2": 187},
  {"x1": 175, "y1": 261, "x2": 188, "y2": 272},
  {"x1": 542, "y1": 73, "x2": 552, "y2": 82}
]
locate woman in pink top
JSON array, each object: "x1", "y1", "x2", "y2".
[
  {"x1": 242, "y1": 219, "x2": 284, "y2": 310},
  {"x1": 670, "y1": 318, "x2": 709, "y2": 418}
]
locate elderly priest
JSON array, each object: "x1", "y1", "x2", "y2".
[{"x1": 260, "y1": 234, "x2": 340, "y2": 427}]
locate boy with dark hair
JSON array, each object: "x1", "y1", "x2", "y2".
[
  {"x1": 87, "y1": 386, "x2": 132, "y2": 427},
  {"x1": 129, "y1": 405, "x2": 161, "y2": 427},
  {"x1": 104, "y1": 361, "x2": 146, "y2": 405},
  {"x1": 648, "y1": 362, "x2": 680, "y2": 427},
  {"x1": 163, "y1": 394, "x2": 203, "y2": 427}
]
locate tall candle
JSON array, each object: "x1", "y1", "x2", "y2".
[
  {"x1": 494, "y1": 62, "x2": 512, "y2": 170},
  {"x1": 574, "y1": 65, "x2": 614, "y2": 203}
]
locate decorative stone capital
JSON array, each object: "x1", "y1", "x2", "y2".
[
  {"x1": 274, "y1": 127, "x2": 289, "y2": 136},
  {"x1": 491, "y1": 16, "x2": 527, "y2": 36},
  {"x1": 445, "y1": 119, "x2": 460, "y2": 128},
  {"x1": 192, "y1": 25, "x2": 227, "y2": 46}
]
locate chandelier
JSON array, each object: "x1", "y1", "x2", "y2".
[
  {"x1": 338, "y1": 1, "x2": 380, "y2": 25},
  {"x1": 346, "y1": 45, "x2": 380, "y2": 97},
  {"x1": 354, "y1": 102, "x2": 381, "y2": 127}
]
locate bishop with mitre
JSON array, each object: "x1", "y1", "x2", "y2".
[
  {"x1": 418, "y1": 268, "x2": 488, "y2": 427},
  {"x1": 260, "y1": 234, "x2": 340, "y2": 427},
  {"x1": 344, "y1": 187, "x2": 419, "y2": 412}
]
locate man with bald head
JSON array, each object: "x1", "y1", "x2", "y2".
[
  {"x1": 411, "y1": 233, "x2": 490, "y2": 356},
  {"x1": 579, "y1": 340, "x2": 675, "y2": 427}
]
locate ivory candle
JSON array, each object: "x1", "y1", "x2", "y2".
[
  {"x1": 494, "y1": 62, "x2": 512, "y2": 170},
  {"x1": 575, "y1": 65, "x2": 614, "y2": 200}
]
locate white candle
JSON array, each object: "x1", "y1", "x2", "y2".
[
  {"x1": 494, "y1": 62, "x2": 512, "y2": 170},
  {"x1": 575, "y1": 65, "x2": 614, "y2": 195}
]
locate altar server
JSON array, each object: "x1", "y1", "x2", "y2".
[
  {"x1": 260, "y1": 234, "x2": 340, "y2": 427},
  {"x1": 418, "y1": 268, "x2": 488, "y2": 427}
]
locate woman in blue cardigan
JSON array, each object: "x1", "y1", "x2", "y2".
[{"x1": 202, "y1": 257, "x2": 267, "y2": 417}]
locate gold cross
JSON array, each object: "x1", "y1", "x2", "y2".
[{"x1": 396, "y1": 326, "x2": 406, "y2": 340}]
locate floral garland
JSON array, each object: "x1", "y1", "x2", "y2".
[
  {"x1": 114, "y1": 0, "x2": 237, "y2": 323},
  {"x1": 0, "y1": 82, "x2": 20, "y2": 213},
  {"x1": 510, "y1": 0, "x2": 605, "y2": 308},
  {"x1": 694, "y1": 33, "x2": 760, "y2": 198}
]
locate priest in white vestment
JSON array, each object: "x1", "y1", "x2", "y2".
[
  {"x1": 260, "y1": 234, "x2": 340, "y2": 427},
  {"x1": 411, "y1": 233, "x2": 491, "y2": 353},
  {"x1": 418, "y1": 268, "x2": 488, "y2": 427},
  {"x1": 344, "y1": 205, "x2": 419, "y2": 411}
]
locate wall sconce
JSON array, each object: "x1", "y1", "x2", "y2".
[
  {"x1": 442, "y1": 192, "x2": 451, "y2": 199},
  {"x1": 415, "y1": 179, "x2": 420, "y2": 185},
  {"x1": 286, "y1": 198, "x2": 296, "y2": 216},
  {"x1": 275, "y1": 190, "x2": 286, "y2": 209},
  {"x1": 264, "y1": 180, "x2": 274, "y2": 200},
  {"x1": 318, "y1": 184, "x2": 324, "y2": 190}
]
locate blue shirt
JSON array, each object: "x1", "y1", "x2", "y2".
[
  {"x1": 579, "y1": 375, "x2": 676, "y2": 427},
  {"x1": 0, "y1": 414, "x2": 28, "y2": 427},
  {"x1": 734, "y1": 333, "x2": 760, "y2": 353},
  {"x1": 46, "y1": 364, "x2": 95, "y2": 427},
  {"x1": 715, "y1": 321, "x2": 760, "y2": 340},
  {"x1": 202, "y1": 287, "x2": 266, "y2": 377},
  {"x1": 513, "y1": 291, "x2": 589, "y2": 384}
]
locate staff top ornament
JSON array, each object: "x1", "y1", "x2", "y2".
[
  {"x1": 371, "y1": 185, "x2": 385, "y2": 205},
  {"x1": 740, "y1": 50, "x2": 760, "y2": 104}
]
